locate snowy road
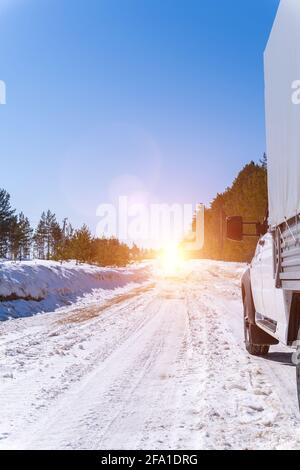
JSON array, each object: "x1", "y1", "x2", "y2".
[{"x1": 1, "y1": 260, "x2": 300, "y2": 450}]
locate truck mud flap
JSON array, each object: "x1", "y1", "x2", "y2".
[{"x1": 250, "y1": 324, "x2": 279, "y2": 346}]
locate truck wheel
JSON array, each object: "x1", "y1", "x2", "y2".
[{"x1": 243, "y1": 301, "x2": 270, "y2": 356}]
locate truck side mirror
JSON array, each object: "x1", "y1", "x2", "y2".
[
  {"x1": 227, "y1": 216, "x2": 243, "y2": 241},
  {"x1": 257, "y1": 221, "x2": 268, "y2": 237}
]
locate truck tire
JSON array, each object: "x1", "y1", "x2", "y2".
[{"x1": 243, "y1": 300, "x2": 270, "y2": 356}]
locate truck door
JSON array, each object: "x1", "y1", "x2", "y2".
[
  {"x1": 260, "y1": 233, "x2": 278, "y2": 323},
  {"x1": 250, "y1": 240, "x2": 265, "y2": 315}
]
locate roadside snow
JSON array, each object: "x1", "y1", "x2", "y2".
[{"x1": 0, "y1": 260, "x2": 151, "y2": 321}]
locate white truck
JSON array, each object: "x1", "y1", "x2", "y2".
[{"x1": 227, "y1": 0, "x2": 300, "y2": 409}]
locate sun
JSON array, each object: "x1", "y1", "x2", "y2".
[{"x1": 158, "y1": 242, "x2": 185, "y2": 276}]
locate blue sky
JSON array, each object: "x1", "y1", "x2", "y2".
[{"x1": 0, "y1": 0, "x2": 280, "y2": 232}]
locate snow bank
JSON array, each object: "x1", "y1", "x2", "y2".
[{"x1": 0, "y1": 260, "x2": 151, "y2": 321}]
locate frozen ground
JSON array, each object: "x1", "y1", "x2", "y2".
[
  {"x1": 0, "y1": 260, "x2": 300, "y2": 450},
  {"x1": 0, "y1": 260, "x2": 151, "y2": 320}
]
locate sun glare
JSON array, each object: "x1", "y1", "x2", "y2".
[{"x1": 158, "y1": 243, "x2": 185, "y2": 276}]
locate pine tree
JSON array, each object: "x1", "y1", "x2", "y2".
[
  {"x1": 54, "y1": 218, "x2": 74, "y2": 261},
  {"x1": 49, "y1": 218, "x2": 63, "y2": 259},
  {"x1": 44, "y1": 210, "x2": 57, "y2": 260},
  {"x1": 70, "y1": 224, "x2": 92, "y2": 263},
  {"x1": 130, "y1": 243, "x2": 141, "y2": 261},
  {"x1": 9, "y1": 212, "x2": 33, "y2": 260},
  {"x1": 9, "y1": 215, "x2": 19, "y2": 260},
  {"x1": 0, "y1": 189, "x2": 15, "y2": 258},
  {"x1": 34, "y1": 210, "x2": 62, "y2": 259},
  {"x1": 34, "y1": 212, "x2": 47, "y2": 259},
  {"x1": 18, "y1": 213, "x2": 33, "y2": 260}
]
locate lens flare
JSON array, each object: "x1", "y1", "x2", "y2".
[{"x1": 158, "y1": 243, "x2": 185, "y2": 276}]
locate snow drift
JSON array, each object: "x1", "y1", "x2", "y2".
[{"x1": 0, "y1": 260, "x2": 151, "y2": 321}]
